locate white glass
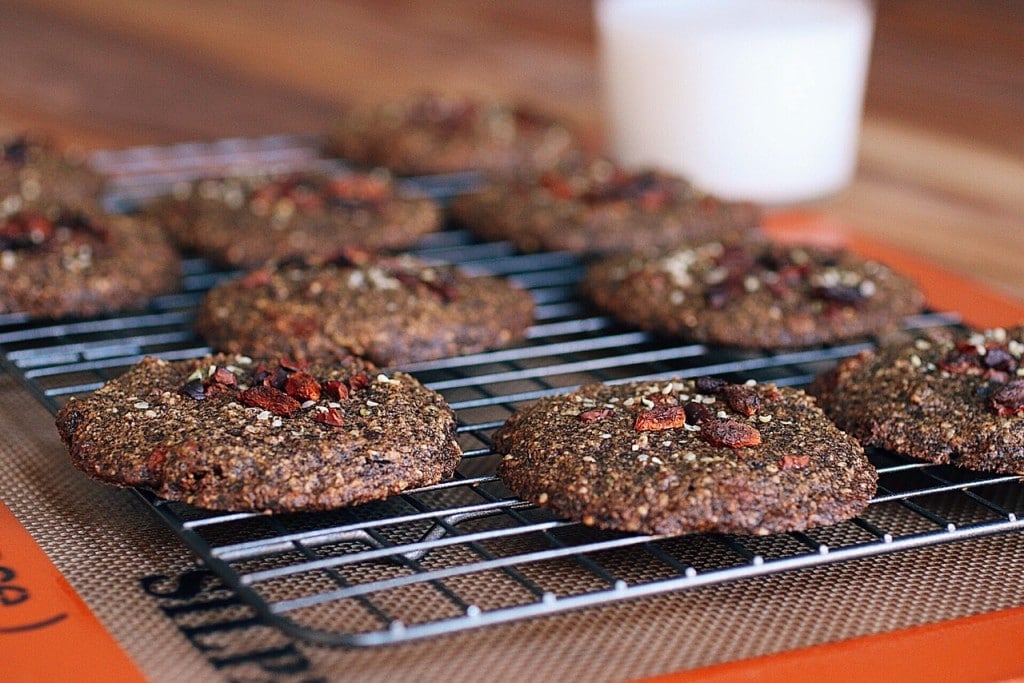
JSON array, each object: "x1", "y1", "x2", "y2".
[{"x1": 596, "y1": 0, "x2": 875, "y2": 204}]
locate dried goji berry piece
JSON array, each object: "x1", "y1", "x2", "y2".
[
  {"x1": 285, "y1": 372, "x2": 321, "y2": 402},
  {"x1": 634, "y1": 405, "x2": 687, "y2": 432},
  {"x1": 348, "y1": 373, "x2": 370, "y2": 391},
  {"x1": 578, "y1": 407, "x2": 614, "y2": 423},
  {"x1": 321, "y1": 379, "x2": 349, "y2": 400},
  {"x1": 239, "y1": 385, "x2": 300, "y2": 417},
  {"x1": 312, "y1": 406, "x2": 345, "y2": 427},
  {"x1": 701, "y1": 419, "x2": 762, "y2": 448}
]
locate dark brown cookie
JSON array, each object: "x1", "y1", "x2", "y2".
[
  {"x1": 325, "y1": 93, "x2": 583, "y2": 175},
  {"x1": 449, "y1": 161, "x2": 760, "y2": 254},
  {"x1": 809, "y1": 325, "x2": 1024, "y2": 474},
  {"x1": 55, "y1": 354, "x2": 463, "y2": 512},
  {"x1": 1, "y1": 133, "x2": 105, "y2": 209},
  {"x1": 0, "y1": 203, "x2": 181, "y2": 319},
  {"x1": 583, "y1": 241, "x2": 925, "y2": 348},
  {"x1": 196, "y1": 252, "x2": 535, "y2": 367},
  {"x1": 151, "y1": 170, "x2": 441, "y2": 268},
  {"x1": 494, "y1": 377, "x2": 876, "y2": 536}
]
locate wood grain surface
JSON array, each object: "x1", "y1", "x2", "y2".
[{"x1": 0, "y1": 0, "x2": 1021, "y2": 301}]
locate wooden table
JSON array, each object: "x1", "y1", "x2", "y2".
[{"x1": 2, "y1": 2, "x2": 1024, "y2": 681}]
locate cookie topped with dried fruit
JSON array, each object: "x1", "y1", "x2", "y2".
[
  {"x1": 325, "y1": 93, "x2": 583, "y2": 176},
  {"x1": 55, "y1": 354, "x2": 462, "y2": 512},
  {"x1": 449, "y1": 160, "x2": 760, "y2": 254},
  {"x1": 196, "y1": 250, "x2": 535, "y2": 367},
  {"x1": 151, "y1": 170, "x2": 441, "y2": 268},
  {"x1": 583, "y1": 241, "x2": 924, "y2": 348},
  {"x1": 810, "y1": 325, "x2": 1024, "y2": 475},
  {"x1": 0, "y1": 203, "x2": 180, "y2": 319},
  {"x1": 494, "y1": 377, "x2": 876, "y2": 536}
]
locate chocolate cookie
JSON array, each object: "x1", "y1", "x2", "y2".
[
  {"x1": 0, "y1": 203, "x2": 181, "y2": 319},
  {"x1": 55, "y1": 354, "x2": 463, "y2": 512},
  {"x1": 494, "y1": 377, "x2": 876, "y2": 536},
  {"x1": 583, "y1": 241, "x2": 925, "y2": 348},
  {"x1": 809, "y1": 325, "x2": 1024, "y2": 474},
  {"x1": 325, "y1": 93, "x2": 583, "y2": 175},
  {"x1": 196, "y1": 252, "x2": 535, "y2": 367},
  {"x1": 1, "y1": 133, "x2": 105, "y2": 209},
  {"x1": 152, "y1": 170, "x2": 441, "y2": 268},
  {"x1": 449, "y1": 161, "x2": 760, "y2": 254}
]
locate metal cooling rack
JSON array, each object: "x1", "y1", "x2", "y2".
[{"x1": 3, "y1": 136, "x2": 1024, "y2": 647}]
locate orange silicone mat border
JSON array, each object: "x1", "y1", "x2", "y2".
[
  {"x1": 0, "y1": 500, "x2": 147, "y2": 682},
  {"x1": 763, "y1": 210, "x2": 1024, "y2": 328},
  {"x1": 638, "y1": 604, "x2": 1024, "y2": 683}
]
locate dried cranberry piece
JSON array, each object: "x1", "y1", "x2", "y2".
[
  {"x1": 683, "y1": 401, "x2": 712, "y2": 425},
  {"x1": 695, "y1": 376, "x2": 728, "y2": 394},
  {"x1": 178, "y1": 378, "x2": 206, "y2": 401},
  {"x1": 268, "y1": 367, "x2": 290, "y2": 391},
  {"x1": 722, "y1": 384, "x2": 760, "y2": 416},
  {"x1": 989, "y1": 380, "x2": 1024, "y2": 417},
  {"x1": 984, "y1": 345, "x2": 1018, "y2": 373},
  {"x1": 701, "y1": 419, "x2": 762, "y2": 448},
  {"x1": 812, "y1": 285, "x2": 866, "y2": 306},
  {"x1": 239, "y1": 385, "x2": 300, "y2": 417},
  {"x1": 252, "y1": 364, "x2": 273, "y2": 387},
  {"x1": 940, "y1": 341, "x2": 984, "y2": 375}
]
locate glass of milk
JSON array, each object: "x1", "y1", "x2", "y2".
[{"x1": 595, "y1": 0, "x2": 875, "y2": 205}]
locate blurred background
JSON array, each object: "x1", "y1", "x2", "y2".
[{"x1": 0, "y1": 0, "x2": 1021, "y2": 297}]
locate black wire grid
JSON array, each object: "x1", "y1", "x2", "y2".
[{"x1": 2, "y1": 137, "x2": 1022, "y2": 646}]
